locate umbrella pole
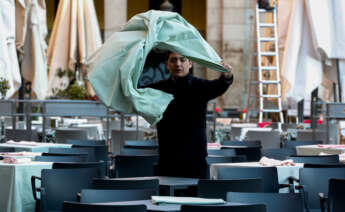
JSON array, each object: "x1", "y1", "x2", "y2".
[{"x1": 337, "y1": 59, "x2": 342, "y2": 102}]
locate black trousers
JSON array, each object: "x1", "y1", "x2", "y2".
[{"x1": 158, "y1": 157, "x2": 208, "y2": 179}]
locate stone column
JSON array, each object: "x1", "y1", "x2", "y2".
[{"x1": 104, "y1": 0, "x2": 127, "y2": 40}]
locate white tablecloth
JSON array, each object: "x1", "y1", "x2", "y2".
[
  {"x1": 0, "y1": 141, "x2": 72, "y2": 152},
  {"x1": 0, "y1": 161, "x2": 53, "y2": 212},
  {"x1": 296, "y1": 145, "x2": 345, "y2": 156}
]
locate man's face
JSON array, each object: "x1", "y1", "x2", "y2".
[{"x1": 166, "y1": 53, "x2": 192, "y2": 78}]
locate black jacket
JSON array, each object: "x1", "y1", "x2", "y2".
[{"x1": 147, "y1": 73, "x2": 233, "y2": 165}]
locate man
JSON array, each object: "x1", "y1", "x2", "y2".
[{"x1": 146, "y1": 52, "x2": 233, "y2": 179}]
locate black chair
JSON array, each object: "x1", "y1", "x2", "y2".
[
  {"x1": 80, "y1": 188, "x2": 155, "y2": 203},
  {"x1": 66, "y1": 139, "x2": 106, "y2": 146},
  {"x1": 32, "y1": 168, "x2": 99, "y2": 212},
  {"x1": 207, "y1": 149, "x2": 236, "y2": 156},
  {"x1": 206, "y1": 155, "x2": 247, "y2": 164},
  {"x1": 197, "y1": 179, "x2": 264, "y2": 200},
  {"x1": 73, "y1": 145, "x2": 109, "y2": 162},
  {"x1": 298, "y1": 167, "x2": 345, "y2": 211},
  {"x1": 326, "y1": 178, "x2": 345, "y2": 212},
  {"x1": 222, "y1": 146, "x2": 262, "y2": 162},
  {"x1": 217, "y1": 167, "x2": 285, "y2": 192},
  {"x1": 124, "y1": 140, "x2": 158, "y2": 149},
  {"x1": 120, "y1": 147, "x2": 158, "y2": 156},
  {"x1": 0, "y1": 147, "x2": 15, "y2": 152},
  {"x1": 304, "y1": 163, "x2": 345, "y2": 168},
  {"x1": 227, "y1": 192, "x2": 304, "y2": 212},
  {"x1": 288, "y1": 155, "x2": 340, "y2": 164},
  {"x1": 222, "y1": 140, "x2": 262, "y2": 147},
  {"x1": 53, "y1": 162, "x2": 106, "y2": 178},
  {"x1": 48, "y1": 147, "x2": 96, "y2": 161},
  {"x1": 92, "y1": 178, "x2": 159, "y2": 195},
  {"x1": 181, "y1": 204, "x2": 266, "y2": 212},
  {"x1": 261, "y1": 148, "x2": 296, "y2": 160},
  {"x1": 5, "y1": 129, "x2": 39, "y2": 141},
  {"x1": 283, "y1": 140, "x2": 321, "y2": 149},
  {"x1": 35, "y1": 155, "x2": 88, "y2": 162},
  {"x1": 62, "y1": 201, "x2": 147, "y2": 212},
  {"x1": 113, "y1": 155, "x2": 158, "y2": 177}
]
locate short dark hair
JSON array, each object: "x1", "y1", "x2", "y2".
[{"x1": 165, "y1": 50, "x2": 173, "y2": 61}]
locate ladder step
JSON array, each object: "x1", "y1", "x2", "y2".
[
  {"x1": 261, "y1": 52, "x2": 276, "y2": 56},
  {"x1": 258, "y1": 8, "x2": 274, "y2": 13},
  {"x1": 261, "y1": 94, "x2": 280, "y2": 98},
  {"x1": 262, "y1": 80, "x2": 280, "y2": 84},
  {"x1": 252, "y1": 66, "x2": 277, "y2": 71},
  {"x1": 251, "y1": 80, "x2": 280, "y2": 84},
  {"x1": 262, "y1": 109, "x2": 281, "y2": 113},
  {"x1": 260, "y1": 37, "x2": 275, "y2": 42},
  {"x1": 259, "y1": 23, "x2": 275, "y2": 28}
]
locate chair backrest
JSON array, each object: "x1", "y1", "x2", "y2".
[
  {"x1": 261, "y1": 148, "x2": 296, "y2": 160},
  {"x1": 53, "y1": 162, "x2": 106, "y2": 178},
  {"x1": 0, "y1": 147, "x2": 15, "y2": 152},
  {"x1": 181, "y1": 204, "x2": 266, "y2": 212},
  {"x1": 283, "y1": 140, "x2": 321, "y2": 149},
  {"x1": 120, "y1": 147, "x2": 158, "y2": 156},
  {"x1": 244, "y1": 131, "x2": 281, "y2": 149},
  {"x1": 197, "y1": 179, "x2": 264, "y2": 200},
  {"x1": 124, "y1": 140, "x2": 158, "y2": 149},
  {"x1": 217, "y1": 167, "x2": 279, "y2": 192},
  {"x1": 222, "y1": 140, "x2": 262, "y2": 147},
  {"x1": 5, "y1": 129, "x2": 39, "y2": 141},
  {"x1": 114, "y1": 155, "x2": 158, "y2": 177},
  {"x1": 227, "y1": 192, "x2": 304, "y2": 212},
  {"x1": 62, "y1": 201, "x2": 147, "y2": 212},
  {"x1": 328, "y1": 178, "x2": 345, "y2": 212},
  {"x1": 288, "y1": 155, "x2": 339, "y2": 164},
  {"x1": 36, "y1": 155, "x2": 88, "y2": 162},
  {"x1": 299, "y1": 167, "x2": 345, "y2": 210},
  {"x1": 80, "y1": 189, "x2": 155, "y2": 203},
  {"x1": 229, "y1": 146, "x2": 262, "y2": 162},
  {"x1": 111, "y1": 130, "x2": 145, "y2": 155},
  {"x1": 55, "y1": 128, "x2": 88, "y2": 143},
  {"x1": 73, "y1": 145, "x2": 108, "y2": 162},
  {"x1": 206, "y1": 155, "x2": 246, "y2": 164},
  {"x1": 92, "y1": 178, "x2": 159, "y2": 195},
  {"x1": 48, "y1": 147, "x2": 96, "y2": 161},
  {"x1": 66, "y1": 139, "x2": 106, "y2": 146},
  {"x1": 303, "y1": 163, "x2": 345, "y2": 168},
  {"x1": 207, "y1": 149, "x2": 236, "y2": 156},
  {"x1": 40, "y1": 168, "x2": 99, "y2": 212}
]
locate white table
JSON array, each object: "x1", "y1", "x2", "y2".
[
  {"x1": 0, "y1": 142, "x2": 72, "y2": 152},
  {"x1": 296, "y1": 145, "x2": 345, "y2": 156},
  {"x1": 210, "y1": 162, "x2": 303, "y2": 192},
  {"x1": 0, "y1": 161, "x2": 53, "y2": 212}
]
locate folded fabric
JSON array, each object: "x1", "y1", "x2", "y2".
[
  {"x1": 259, "y1": 156, "x2": 295, "y2": 166},
  {"x1": 151, "y1": 196, "x2": 225, "y2": 205},
  {"x1": 87, "y1": 10, "x2": 228, "y2": 125},
  {"x1": 317, "y1": 144, "x2": 345, "y2": 149},
  {"x1": 2, "y1": 157, "x2": 32, "y2": 164}
]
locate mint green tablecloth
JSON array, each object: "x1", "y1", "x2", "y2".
[
  {"x1": 0, "y1": 143, "x2": 72, "y2": 152},
  {"x1": 0, "y1": 161, "x2": 53, "y2": 212},
  {"x1": 88, "y1": 10, "x2": 229, "y2": 125}
]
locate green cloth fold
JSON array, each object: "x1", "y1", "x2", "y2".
[{"x1": 87, "y1": 10, "x2": 228, "y2": 125}]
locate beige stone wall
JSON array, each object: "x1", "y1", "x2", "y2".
[
  {"x1": 206, "y1": 0, "x2": 255, "y2": 110},
  {"x1": 104, "y1": 0, "x2": 127, "y2": 40}
]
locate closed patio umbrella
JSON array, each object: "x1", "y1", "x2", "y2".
[
  {"x1": 16, "y1": 0, "x2": 48, "y2": 99},
  {"x1": 0, "y1": 0, "x2": 21, "y2": 98},
  {"x1": 280, "y1": 0, "x2": 345, "y2": 105},
  {"x1": 47, "y1": 0, "x2": 102, "y2": 97}
]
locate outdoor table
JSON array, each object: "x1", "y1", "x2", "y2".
[
  {"x1": 209, "y1": 162, "x2": 303, "y2": 193},
  {"x1": 102, "y1": 199, "x2": 245, "y2": 212},
  {"x1": 0, "y1": 161, "x2": 53, "y2": 212},
  {"x1": 296, "y1": 144, "x2": 345, "y2": 156},
  {"x1": 0, "y1": 141, "x2": 72, "y2": 152},
  {"x1": 111, "y1": 176, "x2": 199, "y2": 196}
]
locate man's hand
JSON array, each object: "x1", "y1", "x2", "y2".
[{"x1": 221, "y1": 62, "x2": 233, "y2": 79}]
